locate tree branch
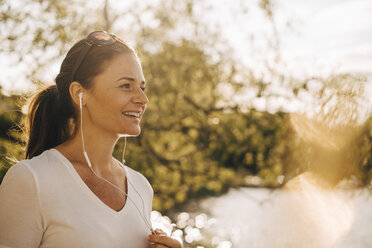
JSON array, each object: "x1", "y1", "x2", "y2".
[
  {"x1": 103, "y1": 0, "x2": 111, "y2": 32},
  {"x1": 182, "y1": 95, "x2": 239, "y2": 115}
]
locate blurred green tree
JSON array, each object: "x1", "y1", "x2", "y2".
[{"x1": 0, "y1": 87, "x2": 24, "y2": 182}]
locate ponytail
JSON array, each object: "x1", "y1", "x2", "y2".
[{"x1": 25, "y1": 84, "x2": 72, "y2": 159}]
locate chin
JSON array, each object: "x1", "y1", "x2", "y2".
[{"x1": 120, "y1": 128, "x2": 141, "y2": 137}]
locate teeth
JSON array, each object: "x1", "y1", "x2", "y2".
[{"x1": 123, "y1": 111, "x2": 141, "y2": 117}]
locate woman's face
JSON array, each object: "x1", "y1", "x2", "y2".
[{"x1": 84, "y1": 52, "x2": 148, "y2": 137}]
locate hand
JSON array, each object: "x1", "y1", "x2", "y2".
[{"x1": 147, "y1": 229, "x2": 182, "y2": 248}]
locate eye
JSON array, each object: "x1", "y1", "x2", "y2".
[
  {"x1": 119, "y1": 83, "x2": 131, "y2": 89},
  {"x1": 141, "y1": 87, "x2": 146, "y2": 92}
]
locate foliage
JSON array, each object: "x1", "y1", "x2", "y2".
[{"x1": 0, "y1": 87, "x2": 24, "y2": 183}]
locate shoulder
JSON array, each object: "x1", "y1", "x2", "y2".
[
  {"x1": 0, "y1": 161, "x2": 41, "y2": 211},
  {"x1": 1, "y1": 162, "x2": 37, "y2": 190},
  {"x1": 1, "y1": 149, "x2": 63, "y2": 189},
  {"x1": 13, "y1": 149, "x2": 66, "y2": 181},
  {"x1": 125, "y1": 166, "x2": 153, "y2": 196},
  {"x1": 1, "y1": 150, "x2": 54, "y2": 191},
  {"x1": 19, "y1": 149, "x2": 57, "y2": 171}
]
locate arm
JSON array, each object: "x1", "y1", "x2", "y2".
[{"x1": 0, "y1": 163, "x2": 44, "y2": 247}]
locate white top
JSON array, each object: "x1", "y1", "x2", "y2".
[{"x1": 0, "y1": 149, "x2": 153, "y2": 248}]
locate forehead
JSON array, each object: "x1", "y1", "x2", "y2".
[{"x1": 93, "y1": 52, "x2": 145, "y2": 87}]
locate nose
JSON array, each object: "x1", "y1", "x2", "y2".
[{"x1": 133, "y1": 86, "x2": 149, "y2": 105}]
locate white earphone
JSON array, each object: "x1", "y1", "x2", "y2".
[
  {"x1": 79, "y1": 92, "x2": 83, "y2": 110},
  {"x1": 79, "y1": 92, "x2": 92, "y2": 168}
]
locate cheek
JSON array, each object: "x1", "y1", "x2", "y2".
[
  {"x1": 96, "y1": 93, "x2": 131, "y2": 118},
  {"x1": 87, "y1": 89, "x2": 135, "y2": 126}
]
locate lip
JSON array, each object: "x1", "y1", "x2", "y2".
[
  {"x1": 123, "y1": 115, "x2": 140, "y2": 122},
  {"x1": 121, "y1": 109, "x2": 144, "y2": 119}
]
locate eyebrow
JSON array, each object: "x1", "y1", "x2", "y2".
[{"x1": 116, "y1": 76, "x2": 146, "y2": 86}]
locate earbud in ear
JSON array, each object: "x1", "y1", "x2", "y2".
[{"x1": 79, "y1": 92, "x2": 83, "y2": 110}]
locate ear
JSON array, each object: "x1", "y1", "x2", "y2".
[{"x1": 69, "y1": 81, "x2": 85, "y2": 107}]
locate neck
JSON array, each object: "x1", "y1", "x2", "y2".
[
  {"x1": 58, "y1": 123, "x2": 120, "y2": 174},
  {"x1": 82, "y1": 129, "x2": 119, "y2": 172}
]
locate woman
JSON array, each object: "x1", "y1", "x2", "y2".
[{"x1": 0, "y1": 31, "x2": 181, "y2": 248}]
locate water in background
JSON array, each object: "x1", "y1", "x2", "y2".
[
  {"x1": 152, "y1": 184, "x2": 372, "y2": 248},
  {"x1": 197, "y1": 186, "x2": 372, "y2": 248}
]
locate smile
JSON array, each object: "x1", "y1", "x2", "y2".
[{"x1": 122, "y1": 111, "x2": 141, "y2": 118}]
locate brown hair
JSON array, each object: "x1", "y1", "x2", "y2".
[{"x1": 25, "y1": 34, "x2": 135, "y2": 159}]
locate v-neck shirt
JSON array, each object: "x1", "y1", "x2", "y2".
[{"x1": 0, "y1": 149, "x2": 153, "y2": 248}]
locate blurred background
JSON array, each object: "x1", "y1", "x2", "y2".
[{"x1": 0, "y1": 0, "x2": 372, "y2": 247}]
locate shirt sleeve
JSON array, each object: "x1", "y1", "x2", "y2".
[{"x1": 0, "y1": 163, "x2": 44, "y2": 248}]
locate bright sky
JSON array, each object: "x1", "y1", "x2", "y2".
[
  {"x1": 1, "y1": 0, "x2": 371, "y2": 107},
  {"x1": 278, "y1": 0, "x2": 372, "y2": 77},
  {"x1": 222, "y1": 0, "x2": 372, "y2": 78},
  {"x1": 200, "y1": 0, "x2": 372, "y2": 114}
]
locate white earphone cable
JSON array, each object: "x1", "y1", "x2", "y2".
[
  {"x1": 122, "y1": 136, "x2": 127, "y2": 164},
  {"x1": 121, "y1": 136, "x2": 148, "y2": 227},
  {"x1": 87, "y1": 162, "x2": 154, "y2": 232}
]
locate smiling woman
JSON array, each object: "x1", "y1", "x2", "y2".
[{"x1": 0, "y1": 31, "x2": 181, "y2": 248}]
